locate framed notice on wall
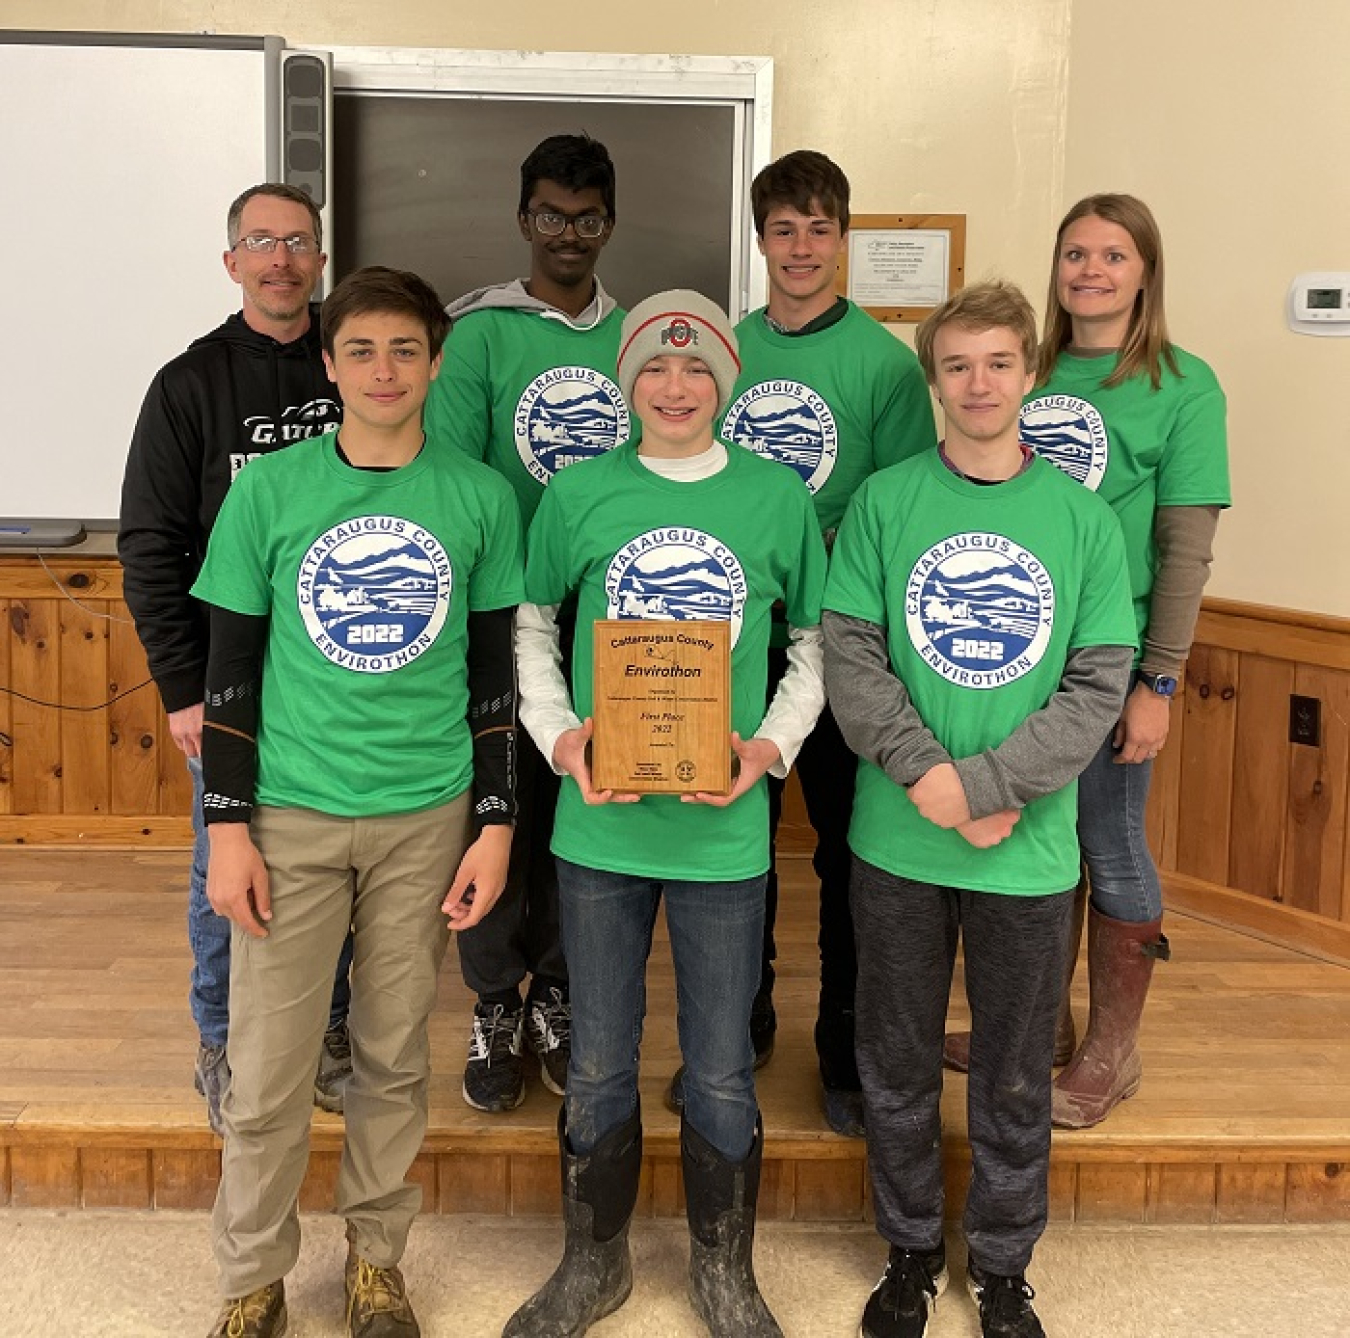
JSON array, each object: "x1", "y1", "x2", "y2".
[{"x1": 836, "y1": 214, "x2": 966, "y2": 323}]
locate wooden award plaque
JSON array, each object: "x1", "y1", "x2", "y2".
[{"x1": 591, "y1": 619, "x2": 732, "y2": 795}]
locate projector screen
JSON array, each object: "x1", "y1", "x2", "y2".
[{"x1": 0, "y1": 33, "x2": 281, "y2": 526}]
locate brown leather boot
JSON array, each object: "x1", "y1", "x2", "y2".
[
  {"x1": 1051, "y1": 909, "x2": 1169, "y2": 1129},
  {"x1": 942, "y1": 880, "x2": 1087, "y2": 1074}
]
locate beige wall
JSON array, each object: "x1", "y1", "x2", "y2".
[
  {"x1": 1062, "y1": 1, "x2": 1350, "y2": 616},
  {"x1": 16, "y1": 2, "x2": 1347, "y2": 614}
]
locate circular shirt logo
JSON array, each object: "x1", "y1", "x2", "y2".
[
  {"x1": 605, "y1": 526, "x2": 748, "y2": 649},
  {"x1": 1020, "y1": 395, "x2": 1109, "y2": 491},
  {"x1": 905, "y1": 532, "x2": 1055, "y2": 690},
  {"x1": 297, "y1": 516, "x2": 452, "y2": 674},
  {"x1": 721, "y1": 379, "x2": 838, "y2": 494},
  {"x1": 514, "y1": 366, "x2": 629, "y2": 485}
]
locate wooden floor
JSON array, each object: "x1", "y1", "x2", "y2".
[{"x1": 1, "y1": 849, "x2": 1348, "y2": 1224}]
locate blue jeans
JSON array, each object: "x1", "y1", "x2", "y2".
[
  {"x1": 557, "y1": 857, "x2": 764, "y2": 1162},
  {"x1": 1076, "y1": 724, "x2": 1163, "y2": 924},
  {"x1": 187, "y1": 757, "x2": 353, "y2": 1048}
]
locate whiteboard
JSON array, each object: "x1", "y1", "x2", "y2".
[{"x1": 0, "y1": 34, "x2": 279, "y2": 525}]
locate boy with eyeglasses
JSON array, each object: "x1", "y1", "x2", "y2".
[
  {"x1": 425, "y1": 133, "x2": 626, "y2": 1115},
  {"x1": 119, "y1": 183, "x2": 353, "y2": 1137}
]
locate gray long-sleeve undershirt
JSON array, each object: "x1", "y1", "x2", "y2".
[
  {"x1": 823, "y1": 610, "x2": 1133, "y2": 821},
  {"x1": 1143, "y1": 504, "x2": 1221, "y2": 676}
]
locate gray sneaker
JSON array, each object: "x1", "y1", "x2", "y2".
[
  {"x1": 194, "y1": 1043, "x2": 230, "y2": 1137},
  {"x1": 315, "y1": 1023, "x2": 352, "y2": 1114},
  {"x1": 525, "y1": 986, "x2": 571, "y2": 1096}
]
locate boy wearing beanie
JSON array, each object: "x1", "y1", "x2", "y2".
[
  {"x1": 710, "y1": 149, "x2": 938, "y2": 1137},
  {"x1": 504, "y1": 291, "x2": 827, "y2": 1338},
  {"x1": 425, "y1": 133, "x2": 625, "y2": 1115}
]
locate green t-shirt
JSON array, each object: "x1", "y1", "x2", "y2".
[
  {"x1": 525, "y1": 442, "x2": 827, "y2": 881},
  {"x1": 825, "y1": 452, "x2": 1136, "y2": 896},
  {"x1": 192, "y1": 435, "x2": 524, "y2": 818},
  {"x1": 720, "y1": 300, "x2": 937, "y2": 538},
  {"x1": 1020, "y1": 346, "x2": 1229, "y2": 649},
  {"x1": 424, "y1": 304, "x2": 628, "y2": 524}
]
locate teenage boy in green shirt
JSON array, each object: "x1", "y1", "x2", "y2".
[
  {"x1": 823, "y1": 282, "x2": 1135, "y2": 1338},
  {"x1": 699, "y1": 150, "x2": 937, "y2": 1136},
  {"x1": 194, "y1": 266, "x2": 523, "y2": 1338},
  {"x1": 505, "y1": 291, "x2": 826, "y2": 1338},
  {"x1": 425, "y1": 133, "x2": 626, "y2": 1113}
]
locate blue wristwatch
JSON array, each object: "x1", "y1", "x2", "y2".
[{"x1": 1138, "y1": 671, "x2": 1178, "y2": 698}]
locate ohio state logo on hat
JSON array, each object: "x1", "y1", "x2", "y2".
[{"x1": 660, "y1": 318, "x2": 699, "y2": 348}]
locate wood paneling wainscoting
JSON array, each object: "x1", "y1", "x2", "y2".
[
  {"x1": 3, "y1": 556, "x2": 1349, "y2": 956},
  {"x1": 1144, "y1": 600, "x2": 1350, "y2": 963},
  {"x1": 0, "y1": 551, "x2": 191, "y2": 845},
  {"x1": 780, "y1": 597, "x2": 1350, "y2": 962}
]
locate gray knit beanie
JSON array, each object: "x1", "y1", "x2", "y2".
[{"x1": 617, "y1": 290, "x2": 741, "y2": 412}]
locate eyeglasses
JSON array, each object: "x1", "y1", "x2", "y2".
[
  {"x1": 524, "y1": 210, "x2": 610, "y2": 240},
  {"x1": 233, "y1": 233, "x2": 320, "y2": 255}
]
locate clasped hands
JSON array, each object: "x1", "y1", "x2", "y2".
[{"x1": 908, "y1": 762, "x2": 1020, "y2": 849}]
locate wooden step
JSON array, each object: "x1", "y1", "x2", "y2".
[{"x1": 2, "y1": 850, "x2": 1348, "y2": 1224}]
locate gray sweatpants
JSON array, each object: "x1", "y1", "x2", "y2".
[{"x1": 851, "y1": 857, "x2": 1073, "y2": 1275}]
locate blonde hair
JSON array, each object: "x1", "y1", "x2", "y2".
[
  {"x1": 915, "y1": 280, "x2": 1038, "y2": 382},
  {"x1": 1038, "y1": 194, "x2": 1179, "y2": 390}
]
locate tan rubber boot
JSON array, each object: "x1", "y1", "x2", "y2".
[{"x1": 1051, "y1": 909, "x2": 1169, "y2": 1129}]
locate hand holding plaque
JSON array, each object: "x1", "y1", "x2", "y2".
[{"x1": 591, "y1": 619, "x2": 731, "y2": 795}]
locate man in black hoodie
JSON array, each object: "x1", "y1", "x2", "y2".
[{"x1": 119, "y1": 183, "x2": 352, "y2": 1135}]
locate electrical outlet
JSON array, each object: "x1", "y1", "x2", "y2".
[{"x1": 1289, "y1": 694, "x2": 1321, "y2": 747}]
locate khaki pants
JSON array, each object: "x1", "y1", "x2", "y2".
[{"x1": 212, "y1": 795, "x2": 470, "y2": 1297}]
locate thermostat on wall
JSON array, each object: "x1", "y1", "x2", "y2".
[{"x1": 1288, "y1": 273, "x2": 1350, "y2": 336}]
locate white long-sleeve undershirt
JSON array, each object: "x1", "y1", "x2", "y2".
[{"x1": 515, "y1": 442, "x2": 826, "y2": 777}]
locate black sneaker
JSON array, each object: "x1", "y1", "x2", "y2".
[
  {"x1": 750, "y1": 988, "x2": 776, "y2": 1068},
  {"x1": 861, "y1": 1244, "x2": 948, "y2": 1338},
  {"x1": 462, "y1": 1001, "x2": 525, "y2": 1112},
  {"x1": 966, "y1": 1263, "x2": 1045, "y2": 1338},
  {"x1": 194, "y1": 1042, "x2": 230, "y2": 1137},
  {"x1": 525, "y1": 985, "x2": 571, "y2": 1096},
  {"x1": 315, "y1": 1022, "x2": 352, "y2": 1114}
]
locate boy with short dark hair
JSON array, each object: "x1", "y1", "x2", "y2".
[
  {"x1": 824, "y1": 281, "x2": 1135, "y2": 1338},
  {"x1": 691, "y1": 149, "x2": 937, "y2": 1135},
  {"x1": 196, "y1": 265, "x2": 523, "y2": 1338},
  {"x1": 425, "y1": 132, "x2": 626, "y2": 1113}
]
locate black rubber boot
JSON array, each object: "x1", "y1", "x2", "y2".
[
  {"x1": 502, "y1": 1106, "x2": 642, "y2": 1337},
  {"x1": 682, "y1": 1115, "x2": 783, "y2": 1337}
]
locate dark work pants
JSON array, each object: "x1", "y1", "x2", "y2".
[
  {"x1": 761, "y1": 649, "x2": 861, "y2": 1090},
  {"x1": 455, "y1": 737, "x2": 567, "y2": 998},
  {"x1": 851, "y1": 857, "x2": 1073, "y2": 1275},
  {"x1": 456, "y1": 602, "x2": 576, "y2": 1002}
]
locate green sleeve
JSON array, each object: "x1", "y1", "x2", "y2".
[
  {"x1": 782, "y1": 484, "x2": 828, "y2": 628},
  {"x1": 1156, "y1": 370, "x2": 1230, "y2": 507},
  {"x1": 468, "y1": 477, "x2": 527, "y2": 612},
  {"x1": 425, "y1": 320, "x2": 493, "y2": 464},
  {"x1": 822, "y1": 484, "x2": 888, "y2": 627},
  {"x1": 874, "y1": 349, "x2": 938, "y2": 470},
  {"x1": 1068, "y1": 505, "x2": 1139, "y2": 653},
  {"x1": 522, "y1": 481, "x2": 578, "y2": 607},
  {"x1": 190, "y1": 472, "x2": 272, "y2": 617}
]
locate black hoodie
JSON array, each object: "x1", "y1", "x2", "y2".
[{"x1": 117, "y1": 306, "x2": 342, "y2": 713}]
